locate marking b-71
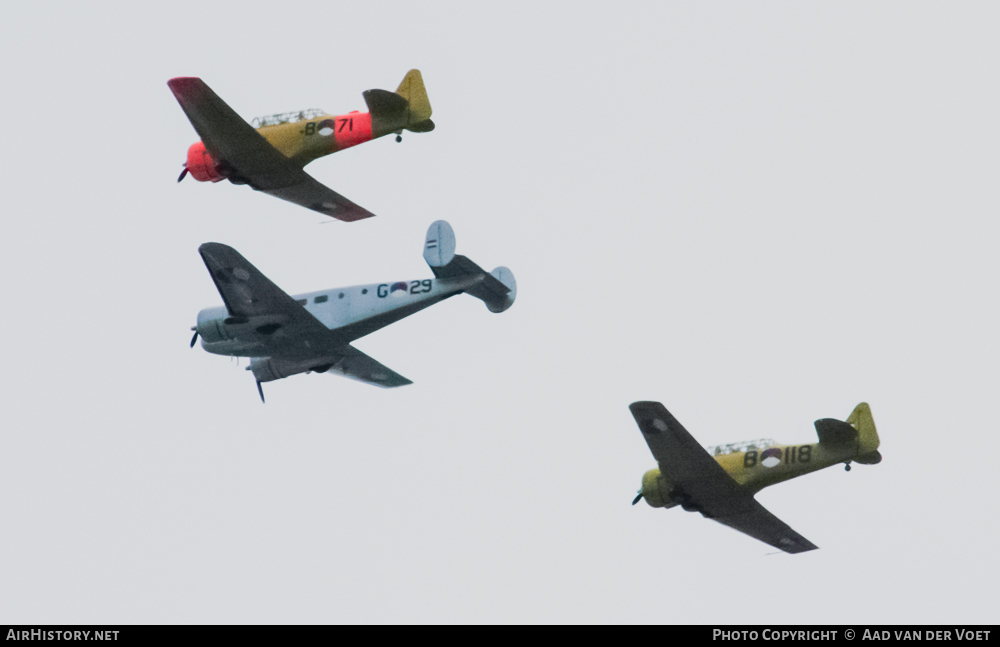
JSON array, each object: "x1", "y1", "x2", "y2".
[{"x1": 168, "y1": 70, "x2": 433, "y2": 221}]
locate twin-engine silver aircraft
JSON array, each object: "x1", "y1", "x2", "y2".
[
  {"x1": 630, "y1": 401, "x2": 881, "y2": 554},
  {"x1": 191, "y1": 221, "x2": 515, "y2": 401}
]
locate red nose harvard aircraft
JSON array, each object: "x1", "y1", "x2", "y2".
[
  {"x1": 630, "y1": 401, "x2": 882, "y2": 554},
  {"x1": 168, "y1": 70, "x2": 434, "y2": 221}
]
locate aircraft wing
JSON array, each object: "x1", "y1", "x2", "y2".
[
  {"x1": 198, "y1": 242, "x2": 330, "y2": 339},
  {"x1": 261, "y1": 175, "x2": 375, "y2": 221},
  {"x1": 630, "y1": 401, "x2": 818, "y2": 554},
  {"x1": 168, "y1": 77, "x2": 374, "y2": 221},
  {"x1": 710, "y1": 498, "x2": 818, "y2": 554},
  {"x1": 325, "y1": 344, "x2": 413, "y2": 388}
]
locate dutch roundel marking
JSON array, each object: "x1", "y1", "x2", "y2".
[
  {"x1": 389, "y1": 281, "x2": 408, "y2": 297},
  {"x1": 760, "y1": 447, "x2": 782, "y2": 468}
]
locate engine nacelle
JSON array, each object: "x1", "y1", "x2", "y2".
[
  {"x1": 640, "y1": 469, "x2": 668, "y2": 507},
  {"x1": 639, "y1": 468, "x2": 680, "y2": 509},
  {"x1": 195, "y1": 308, "x2": 290, "y2": 347},
  {"x1": 195, "y1": 307, "x2": 234, "y2": 344},
  {"x1": 185, "y1": 141, "x2": 225, "y2": 182},
  {"x1": 250, "y1": 356, "x2": 339, "y2": 383}
]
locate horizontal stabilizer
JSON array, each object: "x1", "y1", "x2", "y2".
[
  {"x1": 422, "y1": 221, "x2": 515, "y2": 313},
  {"x1": 364, "y1": 89, "x2": 409, "y2": 124},
  {"x1": 815, "y1": 418, "x2": 858, "y2": 447},
  {"x1": 407, "y1": 119, "x2": 435, "y2": 133},
  {"x1": 467, "y1": 266, "x2": 516, "y2": 313}
]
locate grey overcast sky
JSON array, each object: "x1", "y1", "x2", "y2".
[{"x1": 1, "y1": 1, "x2": 997, "y2": 623}]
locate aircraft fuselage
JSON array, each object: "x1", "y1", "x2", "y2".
[
  {"x1": 184, "y1": 110, "x2": 392, "y2": 184},
  {"x1": 641, "y1": 441, "x2": 855, "y2": 509},
  {"x1": 196, "y1": 275, "x2": 481, "y2": 358}
]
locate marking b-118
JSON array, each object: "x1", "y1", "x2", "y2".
[{"x1": 630, "y1": 401, "x2": 882, "y2": 553}]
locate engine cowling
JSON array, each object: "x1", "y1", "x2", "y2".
[
  {"x1": 250, "y1": 356, "x2": 339, "y2": 383},
  {"x1": 185, "y1": 141, "x2": 225, "y2": 182},
  {"x1": 195, "y1": 307, "x2": 234, "y2": 344},
  {"x1": 196, "y1": 308, "x2": 291, "y2": 346},
  {"x1": 640, "y1": 469, "x2": 668, "y2": 507},
  {"x1": 639, "y1": 468, "x2": 682, "y2": 509}
]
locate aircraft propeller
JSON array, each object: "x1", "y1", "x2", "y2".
[
  {"x1": 632, "y1": 489, "x2": 643, "y2": 506},
  {"x1": 256, "y1": 380, "x2": 265, "y2": 403},
  {"x1": 177, "y1": 165, "x2": 189, "y2": 183},
  {"x1": 189, "y1": 328, "x2": 199, "y2": 348}
]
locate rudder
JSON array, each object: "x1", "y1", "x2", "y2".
[
  {"x1": 847, "y1": 402, "x2": 881, "y2": 464},
  {"x1": 422, "y1": 220, "x2": 516, "y2": 313},
  {"x1": 395, "y1": 69, "x2": 434, "y2": 132}
]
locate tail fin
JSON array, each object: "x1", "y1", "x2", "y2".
[
  {"x1": 395, "y1": 69, "x2": 434, "y2": 132},
  {"x1": 424, "y1": 220, "x2": 516, "y2": 313},
  {"x1": 364, "y1": 69, "x2": 435, "y2": 137},
  {"x1": 846, "y1": 402, "x2": 881, "y2": 464}
]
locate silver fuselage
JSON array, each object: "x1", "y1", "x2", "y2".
[{"x1": 197, "y1": 275, "x2": 481, "y2": 358}]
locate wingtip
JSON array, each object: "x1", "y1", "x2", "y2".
[
  {"x1": 378, "y1": 378, "x2": 413, "y2": 388},
  {"x1": 197, "y1": 242, "x2": 237, "y2": 263},
  {"x1": 787, "y1": 543, "x2": 820, "y2": 554},
  {"x1": 629, "y1": 401, "x2": 664, "y2": 414},
  {"x1": 167, "y1": 76, "x2": 204, "y2": 97}
]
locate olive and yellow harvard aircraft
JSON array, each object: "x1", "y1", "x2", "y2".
[
  {"x1": 630, "y1": 401, "x2": 881, "y2": 554},
  {"x1": 168, "y1": 70, "x2": 433, "y2": 221},
  {"x1": 190, "y1": 221, "x2": 515, "y2": 402}
]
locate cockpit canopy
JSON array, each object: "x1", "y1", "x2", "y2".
[
  {"x1": 252, "y1": 108, "x2": 326, "y2": 128},
  {"x1": 705, "y1": 438, "x2": 777, "y2": 456}
]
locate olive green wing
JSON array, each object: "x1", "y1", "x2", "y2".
[
  {"x1": 168, "y1": 77, "x2": 374, "y2": 221},
  {"x1": 630, "y1": 401, "x2": 818, "y2": 554}
]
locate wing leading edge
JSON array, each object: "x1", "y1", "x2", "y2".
[
  {"x1": 629, "y1": 401, "x2": 818, "y2": 554},
  {"x1": 199, "y1": 243, "x2": 410, "y2": 388},
  {"x1": 198, "y1": 242, "x2": 327, "y2": 335},
  {"x1": 168, "y1": 77, "x2": 374, "y2": 221}
]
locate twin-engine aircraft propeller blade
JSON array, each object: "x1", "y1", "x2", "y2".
[
  {"x1": 256, "y1": 380, "x2": 265, "y2": 404},
  {"x1": 178, "y1": 165, "x2": 189, "y2": 183},
  {"x1": 189, "y1": 329, "x2": 199, "y2": 348},
  {"x1": 632, "y1": 490, "x2": 644, "y2": 506}
]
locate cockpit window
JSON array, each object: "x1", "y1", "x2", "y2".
[
  {"x1": 314, "y1": 295, "x2": 328, "y2": 304},
  {"x1": 252, "y1": 109, "x2": 326, "y2": 128}
]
